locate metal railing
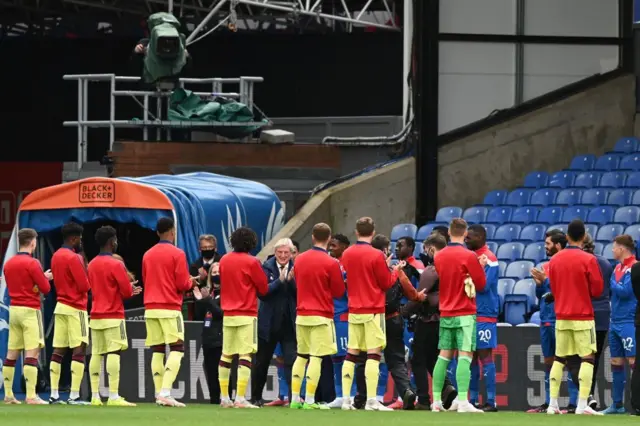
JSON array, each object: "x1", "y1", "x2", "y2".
[{"x1": 63, "y1": 73, "x2": 265, "y2": 168}]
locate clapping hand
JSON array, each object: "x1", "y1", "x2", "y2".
[
  {"x1": 478, "y1": 254, "x2": 488, "y2": 267},
  {"x1": 393, "y1": 260, "x2": 407, "y2": 271},
  {"x1": 192, "y1": 286, "x2": 203, "y2": 300},
  {"x1": 198, "y1": 267, "x2": 208, "y2": 281},
  {"x1": 131, "y1": 281, "x2": 142, "y2": 295},
  {"x1": 287, "y1": 267, "x2": 295, "y2": 282},
  {"x1": 416, "y1": 288, "x2": 427, "y2": 302},
  {"x1": 530, "y1": 267, "x2": 546, "y2": 285},
  {"x1": 44, "y1": 269, "x2": 53, "y2": 281}
]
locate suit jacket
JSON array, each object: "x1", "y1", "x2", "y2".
[
  {"x1": 189, "y1": 254, "x2": 222, "y2": 288},
  {"x1": 259, "y1": 257, "x2": 297, "y2": 341}
]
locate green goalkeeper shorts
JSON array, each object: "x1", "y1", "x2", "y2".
[{"x1": 438, "y1": 315, "x2": 477, "y2": 352}]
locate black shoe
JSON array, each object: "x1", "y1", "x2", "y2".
[
  {"x1": 633, "y1": 409, "x2": 640, "y2": 416},
  {"x1": 251, "y1": 399, "x2": 264, "y2": 408},
  {"x1": 353, "y1": 394, "x2": 366, "y2": 410},
  {"x1": 49, "y1": 397, "x2": 66, "y2": 405},
  {"x1": 587, "y1": 395, "x2": 598, "y2": 410},
  {"x1": 442, "y1": 385, "x2": 457, "y2": 411},
  {"x1": 402, "y1": 389, "x2": 416, "y2": 410},
  {"x1": 565, "y1": 404, "x2": 576, "y2": 414},
  {"x1": 482, "y1": 403, "x2": 498, "y2": 412},
  {"x1": 415, "y1": 402, "x2": 431, "y2": 410}
]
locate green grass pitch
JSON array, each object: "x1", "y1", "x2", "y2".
[{"x1": 0, "y1": 404, "x2": 639, "y2": 426}]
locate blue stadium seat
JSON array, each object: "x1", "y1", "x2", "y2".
[
  {"x1": 594, "y1": 154, "x2": 622, "y2": 171},
  {"x1": 600, "y1": 171, "x2": 626, "y2": 188},
  {"x1": 523, "y1": 171, "x2": 549, "y2": 189},
  {"x1": 596, "y1": 224, "x2": 624, "y2": 243},
  {"x1": 486, "y1": 207, "x2": 513, "y2": 224},
  {"x1": 390, "y1": 223, "x2": 418, "y2": 241},
  {"x1": 547, "y1": 223, "x2": 568, "y2": 234},
  {"x1": 529, "y1": 311, "x2": 541, "y2": 325},
  {"x1": 633, "y1": 190, "x2": 640, "y2": 205},
  {"x1": 556, "y1": 188, "x2": 582, "y2": 206},
  {"x1": 562, "y1": 206, "x2": 589, "y2": 222},
  {"x1": 580, "y1": 188, "x2": 609, "y2": 206},
  {"x1": 462, "y1": 207, "x2": 488, "y2": 224},
  {"x1": 487, "y1": 241, "x2": 499, "y2": 254},
  {"x1": 499, "y1": 261, "x2": 508, "y2": 277},
  {"x1": 585, "y1": 223, "x2": 599, "y2": 239},
  {"x1": 549, "y1": 171, "x2": 575, "y2": 188},
  {"x1": 497, "y1": 278, "x2": 516, "y2": 313},
  {"x1": 497, "y1": 242, "x2": 525, "y2": 262},
  {"x1": 568, "y1": 154, "x2": 596, "y2": 171},
  {"x1": 483, "y1": 224, "x2": 497, "y2": 240},
  {"x1": 587, "y1": 206, "x2": 616, "y2": 225},
  {"x1": 390, "y1": 242, "x2": 397, "y2": 257},
  {"x1": 435, "y1": 206, "x2": 463, "y2": 223},
  {"x1": 620, "y1": 154, "x2": 640, "y2": 171},
  {"x1": 523, "y1": 242, "x2": 546, "y2": 263},
  {"x1": 535, "y1": 261, "x2": 548, "y2": 271},
  {"x1": 625, "y1": 172, "x2": 640, "y2": 188},
  {"x1": 607, "y1": 189, "x2": 633, "y2": 206},
  {"x1": 505, "y1": 260, "x2": 534, "y2": 281},
  {"x1": 603, "y1": 242, "x2": 615, "y2": 261},
  {"x1": 624, "y1": 224, "x2": 640, "y2": 242},
  {"x1": 538, "y1": 207, "x2": 563, "y2": 224},
  {"x1": 506, "y1": 188, "x2": 533, "y2": 206},
  {"x1": 611, "y1": 137, "x2": 639, "y2": 154},
  {"x1": 574, "y1": 172, "x2": 601, "y2": 188},
  {"x1": 512, "y1": 279, "x2": 538, "y2": 309},
  {"x1": 413, "y1": 245, "x2": 423, "y2": 258},
  {"x1": 519, "y1": 224, "x2": 547, "y2": 242},
  {"x1": 530, "y1": 188, "x2": 558, "y2": 206},
  {"x1": 504, "y1": 298, "x2": 527, "y2": 326},
  {"x1": 494, "y1": 224, "x2": 522, "y2": 242},
  {"x1": 614, "y1": 206, "x2": 640, "y2": 225},
  {"x1": 593, "y1": 242, "x2": 604, "y2": 256},
  {"x1": 511, "y1": 206, "x2": 538, "y2": 224},
  {"x1": 482, "y1": 190, "x2": 508, "y2": 206},
  {"x1": 416, "y1": 223, "x2": 447, "y2": 241}
]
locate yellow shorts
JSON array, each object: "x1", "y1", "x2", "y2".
[
  {"x1": 296, "y1": 316, "x2": 337, "y2": 357},
  {"x1": 222, "y1": 316, "x2": 257, "y2": 356},
  {"x1": 145, "y1": 309, "x2": 184, "y2": 346},
  {"x1": 347, "y1": 313, "x2": 386, "y2": 351},
  {"x1": 7, "y1": 306, "x2": 44, "y2": 351},
  {"x1": 90, "y1": 319, "x2": 128, "y2": 355},
  {"x1": 53, "y1": 303, "x2": 89, "y2": 349},
  {"x1": 555, "y1": 320, "x2": 597, "y2": 358}
]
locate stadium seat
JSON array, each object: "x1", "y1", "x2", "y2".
[
  {"x1": 568, "y1": 154, "x2": 596, "y2": 171},
  {"x1": 620, "y1": 154, "x2": 640, "y2": 171},
  {"x1": 624, "y1": 224, "x2": 640, "y2": 242},
  {"x1": 596, "y1": 224, "x2": 624, "y2": 243},
  {"x1": 511, "y1": 206, "x2": 538, "y2": 224},
  {"x1": 537, "y1": 207, "x2": 563, "y2": 224},
  {"x1": 506, "y1": 188, "x2": 533, "y2": 206},
  {"x1": 390, "y1": 223, "x2": 418, "y2": 241},
  {"x1": 614, "y1": 206, "x2": 640, "y2": 225},
  {"x1": 435, "y1": 206, "x2": 463, "y2": 223},
  {"x1": 556, "y1": 188, "x2": 582, "y2": 206},
  {"x1": 497, "y1": 242, "x2": 525, "y2": 261},
  {"x1": 486, "y1": 241, "x2": 499, "y2": 254},
  {"x1": 505, "y1": 260, "x2": 534, "y2": 280},
  {"x1": 529, "y1": 311, "x2": 541, "y2": 325},
  {"x1": 486, "y1": 207, "x2": 513, "y2": 224},
  {"x1": 497, "y1": 278, "x2": 516, "y2": 312},
  {"x1": 603, "y1": 242, "x2": 615, "y2": 261},
  {"x1": 523, "y1": 242, "x2": 546, "y2": 263},
  {"x1": 535, "y1": 261, "x2": 548, "y2": 271},
  {"x1": 483, "y1": 224, "x2": 497, "y2": 240},
  {"x1": 625, "y1": 172, "x2": 640, "y2": 188},
  {"x1": 497, "y1": 323, "x2": 513, "y2": 327},
  {"x1": 574, "y1": 172, "x2": 601, "y2": 188},
  {"x1": 519, "y1": 224, "x2": 547, "y2": 242},
  {"x1": 494, "y1": 224, "x2": 522, "y2": 242},
  {"x1": 600, "y1": 171, "x2": 626, "y2": 188},
  {"x1": 585, "y1": 223, "x2": 599, "y2": 239},
  {"x1": 462, "y1": 207, "x2": 489, "y2": 224},
  {"x1": 611, "y1": 137, "x2": 639, "y2": 154},
  {"x1": 504, "y1": 298, "x2": 527, "y2": 325},
  {"x1": 594, "y1": 154, "x2": 622, "y2": 171},
  {"x1": 512, "y1": 279, "x2": 537, "y2": 309},
  {"x1": 547, "y1": 223, "x2": 568, "y2": 233},
  {"x1": 580, "y1": 188, "x2": 608, "y2": 206},
  {"x1": 413, "y1": 245, "x2": 423, "y2": 258},
  {"x1": 530, "y1": 188, "x2": 558, "y2": 206},
  {"x1": 499, "y1": 261, "x2": 508, "y2": 277},
  {"x1": 482, "y1": 190, "x2": 508, "y2": 206},
  {"x1": 593, "y1": 242, "x2": 604, "y2": 256},
  {"x1": 607, "y1": 189, "x2": 633, "y2": 206},
  {"x1": 587, "y1": 206, "x2": 616, "y2": 225},
  {"x1": 416, "y1": 223, "x2": 447, "y2": 241},
  {"x1": 632, "y1": 189, "x2": 640, "y2": 205},
  {"x1": 523, "y1": 171, "x2": 549, "y2": 189},
  {"x1": 548, "y1": 171, "x2": 575, "y2": 188},
  {"x1": 562, "y1": 206, "x2": 589, "y2": 222}
]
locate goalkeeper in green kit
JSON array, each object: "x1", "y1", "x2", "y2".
[{"x1": 431, "y1": 218, "x2": 487, "y2": 413}]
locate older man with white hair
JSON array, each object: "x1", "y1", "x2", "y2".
[{"x1": 251, "y1": 238, "x2": 298, "y2": 406}]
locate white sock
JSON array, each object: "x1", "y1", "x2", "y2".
[
  {"x1": 306, "y1": 395, "x2": 315, "y2": 404},
  {"x1": 221, "y1": 396, "x2": 231, "y2": 402},
  {"x1": 376, "y1": 395, "x2": 383, "y2": 402},
  {"x1": 369, "y1": 397, "x2": 378, "y2": 404},
  {"x1": 69, "y1": 391, "x2": 80, "y2": 400},
  {"x1": 577, "y1": 398, "x2": 587, "y2": 410},
  {"x1": 159, "y1": 389, "x2": 171, "y2": 398},
  {"x1": 549, "y1": 397, "x2": 559, "y2": 407},
  {"x1": 51, "y1": 390, "x2": 59, "y2": 399},
  {"x1": 91, "y1": 392, "x2": 100, "y2": 400},
  {"x1": 109, "y1": 392, "x2": 119, "y2": 400},
  {"x1": 236, "y1": 396, "x2": 246, "y2": 403},
  {"x1": 292, "y1": 393, "x2": 300, "y2": 403}
]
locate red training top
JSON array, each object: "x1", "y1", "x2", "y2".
[
  {"x1": 88, "y1": 253, "x2": 134, "y2": 319},
  {"x1": 434, "y1": 243, "x2": 487, "y2": 317},
  {"x1": 4, "y1": 252, "x2": 51, "y2": 309},
  {"x1": 548, "y1": 246, "x2": 604, "y2": 321},
  {"x1": 341, "y1": 241, "x2": 395, "y2": 314},
  {"x1": 219, "y1": 251, "x2": 268, "y2": 317},
  {"x1": 142, "y1": 241, "x2": 193, "y2": 311},
  {"x1": 406, "y1": 256, "x2": 425, "y2": 271},
  {"x1": 294, "y1": 247, "x2": 345, "y2": 318},
  {"x1": 51, "y1": 246, "x2": 90, "y2": 311}
]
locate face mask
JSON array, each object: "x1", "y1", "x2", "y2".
[
  {"x1": 420, "y1": 252, "x2": 434, "y2": 266},
  {"x1": 201, "y1": 249, "x2": 215, "y2": 259}
]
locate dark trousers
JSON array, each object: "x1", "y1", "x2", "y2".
[
  {"x1": 203, "y1": 346, "x2": 236, "y2": 404},
  {"x1": 411, "y1": 320, "x2": 453, "y2": 405},
  {"x1": 384, "y1": 315, "x2": 412, "y2": 398},
  {"x1": 315, "y1": 356, "x2": 336, "y2": 403},
  {"x1": 591, "y1": 330, "x2": 607, "y2": 396},
  {"x1": 251, "y1": 333, "x2": 296, "y2": 402},
  {"x1": 631, "y1": 325, "x2": 640, "y2": 411}
]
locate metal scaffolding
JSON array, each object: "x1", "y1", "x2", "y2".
[{"x1": 63, "y1": 73, "x2": 266, "y2": 169}]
